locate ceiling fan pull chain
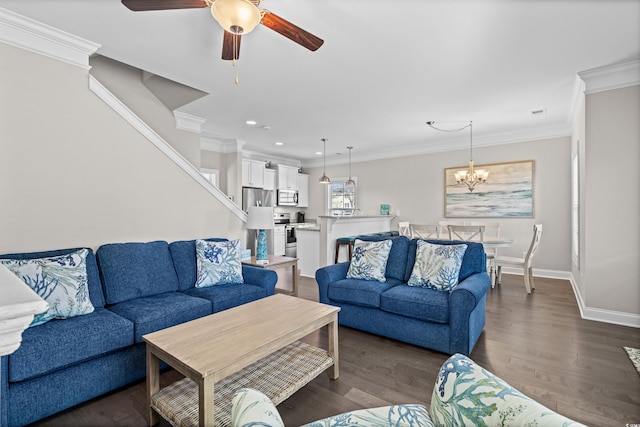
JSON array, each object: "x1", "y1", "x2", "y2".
[{"x1": 233, "y1": 33, "x2": 239, "y2": 84}]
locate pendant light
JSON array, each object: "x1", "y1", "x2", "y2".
[
  {"x1": 453, "y1": 121, "x2": 489, "y2": 192},
  {"x1": 345, "y1": 146, "x2": 356, "y2": 187},
  {"x1": 319, "y1": 138, "x2": 331, "y2": 184}
]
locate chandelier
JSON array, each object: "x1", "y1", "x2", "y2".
[
  {"x1": 454, "y1": 121, "x2": 489, "y2": 192},
  {"x1": 427, "y1": 120, "x2": 489, "y2": 192}
]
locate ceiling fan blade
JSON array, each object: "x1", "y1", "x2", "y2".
[
  {"x1": 222, "y1": 31, "x2": 242, "y2": 60},
  {"x1": 121, "y1": 0, "x2": 208, "y2": 11},
  {"x1": 260, "y1": 12, "x2": 324, "y2": 51}
]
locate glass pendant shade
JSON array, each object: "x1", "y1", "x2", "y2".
[
  {"x1": 345, "y1": 146, "x2": 356, "y2": 186},
  {"x1": 211, "y1": 0, "x2": 261, "y2": 35},
  {"x1": 319, "y1": 138, "x2": 330, "y2": 184}
]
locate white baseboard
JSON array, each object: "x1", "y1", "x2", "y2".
[{"x1": 501, "y1": 267, "x2": 640, "y2": 328}]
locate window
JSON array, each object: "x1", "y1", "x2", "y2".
[
  {"x1": 200, "y1": 168, "x2": 219, "y2": 187},
  {"x1": 327, "y1": 178, "x2": 357, "y2": 216}
]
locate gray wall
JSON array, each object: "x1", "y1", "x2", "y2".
[
  {"x1": 582, "y1": 85, "x2": 639, "y2": 316},
  {"x1": 305, "y1": 136, "x2": 572, "y2": 272},
  {"x1": 0, "y1": 41, "x2": 244, "y2": 254}
]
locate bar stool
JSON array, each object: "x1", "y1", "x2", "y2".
[{"x1": 335, "y1": 236, "x2": 357, "y2": 263}]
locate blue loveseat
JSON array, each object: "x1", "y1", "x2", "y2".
[
  {"x1": 0, "y1": 238, "x2": 277, "y2": 427},
  {"x1": 316, "y1": 236, "x2": 490, "y2": 356}
]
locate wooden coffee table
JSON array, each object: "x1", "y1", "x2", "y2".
[{"x1": 143, "y1": 294, "x2": 340, "y2": 427}]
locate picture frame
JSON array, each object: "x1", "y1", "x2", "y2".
[{"x1": 444, "y1": 160, "x2": 534, "y2": 218}]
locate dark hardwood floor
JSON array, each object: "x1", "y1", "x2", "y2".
[{"x1": 29, "y1": 275, "x2": 640, "y2": 427}]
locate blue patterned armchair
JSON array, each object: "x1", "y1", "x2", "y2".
[{"x1": 231, "y1": 353, "x2": 586, "y2": 426}]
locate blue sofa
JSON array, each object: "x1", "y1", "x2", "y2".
[
  {"x1": 0, "y1": 238, "x2": 277, "y2": 427},
  {"x1": 316, "y1": 236, "x2": 490, "y2": 356}
]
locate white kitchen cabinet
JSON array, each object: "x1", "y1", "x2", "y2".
[
  {"x1": 273, "y1": 225, "x2": 285, "y2": 256},
  {"x1": 297, "y1": 173, "x2": 309, "y2": 207},
  {"x1": 242, "y1": 159, "x2": 265, "y2": 188},
  {"x1": 263, "y1": 169, "x2": 276, "y2": 191},
  {"x1": 277, "y1": 165, "x2": 298, "y2": 190}
]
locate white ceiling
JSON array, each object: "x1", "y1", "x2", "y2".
[{"x1": 1, "y1": 0, "x2": 639, "y2": 165}]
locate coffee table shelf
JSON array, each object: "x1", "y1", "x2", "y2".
[{"x1": 151, "y1": 340, "x2": 333, "y2": 427}]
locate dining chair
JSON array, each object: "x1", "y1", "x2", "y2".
[
  {"x1": 410, "y1": 224, "x2": 440, "y2": 239},
  {"x1": 494, "y1": 224, "x2": 543, "y2": 294},
  {"x1": 447, "y1": 225, "x2": 485, "y2": 242},
  {"x1": 470, "y1": 221, "x2": 501, "y2": 275},
  {"x1": 398, "y1": 222, "x2": 412, "y2": 238}
]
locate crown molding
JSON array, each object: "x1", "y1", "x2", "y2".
[
  {"x1": 174, "y1": 111, "x2": 206, "y2": 134},
  {"x1": 578, "y1": 60, "x2": 640, "y2": 94},
  {"x1": 200, "y1": 136, "x2": 243, "y2": 153},
  {"x1": 0, "y1": 7, "x2": 100, "y2": 70}
]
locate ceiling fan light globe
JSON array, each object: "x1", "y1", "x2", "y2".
[{"x1": 211, "y1": 0, "x2": 261, "y2": 35}]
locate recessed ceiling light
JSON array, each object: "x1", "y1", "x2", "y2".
[
  {"x1": 246, "y1": 120, "x2": 257, "y2": 125},
  {"x1": 316, "y1": 151, "x2": 322, "y2": 155},
  {"x1": 275, "y1": 141, "x2": 284, "y2": 146}
]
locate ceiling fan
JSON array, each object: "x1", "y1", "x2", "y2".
[{"x1": 121, "y1": 0, "x2": 324, "y2": 60}]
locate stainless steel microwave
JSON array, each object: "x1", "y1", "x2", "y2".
[{"x1": 277, "y1": 189, "x2": 298, "y2": 206}]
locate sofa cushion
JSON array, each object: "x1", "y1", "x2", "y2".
[
  {"x1": 356, "y1": 235, "x2": 410, "y2": 282},
  {"x1": 107, "y1": 292, "x2": 211, "y2": 342},
  {"x1": 1, "y1": 249, "x2": 95, "y2": 326},
  {"x1": 405, "y1": 239, "x2": 485, "y2": 283},
  {"x1": 8, "y1": 308, "x2": 133, "y2": 382},
  {"x1": 346, "y1": 239, "x2": 393, "y2": 282},
  {"x1": 195, "y1": 239, "x2": 243, "y2": 287},
  {"x1": 407, "y1": 241, "x2": 468, "y2": 292},
  {"x1": 380, "y1": 284, "x2": 450, "y2": 324},
  {"x1": 97, "y1": 241, "x2": 180, "y2": 304},
  {"x1": 169, "y1": 238, "x2": 228, "y2": 291},
  {"x1": 327, "y1": 278, "x2": 400, "y2": 308},
  {"x1": 184, "y1": 283, "x2": 267, "y2": 313},
  {"x1": 0, "y1": 247, "x2": 105, "y2": 308}
]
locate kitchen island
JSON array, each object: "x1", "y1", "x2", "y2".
[{"x1": 297, "y1": 215, "x2": 394, "y2": 277}]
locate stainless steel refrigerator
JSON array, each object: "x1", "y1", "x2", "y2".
[
  {"x1": 242, "y1": 187, "x2": 276, "y2": 255},
  {"x1": 242, "y1": 187, "x2": 274, "y2": 212}
]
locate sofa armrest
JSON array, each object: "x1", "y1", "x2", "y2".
[
  {"x1": 448, "y1": 272, "x2": 490, "y2": 355},
  {"x1": 241, "y1": 266, "x2": 278, "y2": 295},
  {"x1": 451, "y1": 272, "x2": 490, "y2": 306},
  {"x1": 430, "y1": 354, "x2": 586, "y2": 426},
  {"x1": 315, "y1": 262, "x2": 350, "y2": 304}
]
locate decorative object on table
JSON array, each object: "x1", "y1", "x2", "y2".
[
  {"x1": 380, "y1": 204, "x2": 390, "y2": 215},
  {"x1": 345, "y1": 146, "x2": 356, "y2": 187},
  {"x1": 427, "y1": 120, "x2": 489, "y2": 192},
  {"x1": 245, "y1": 206, "x2": 274, "y2": 264},
  {"x1": 319, "y1": 138, "x2": 330, "y2": 184},
  {"x1": 444, "y1": 160, "x2": 534, "y2": 218},
  {"x1": 623, "y1": 346, "x2": 640, "y2": 375}
]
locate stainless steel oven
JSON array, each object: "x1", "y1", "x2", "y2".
[{"x1": 285, "y1": 224, "x2": 296, "y2": 258}]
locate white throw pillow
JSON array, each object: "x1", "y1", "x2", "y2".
[
  {"x1": 408, "y1": 241, "x2": 467, "y2": 291},
  {"x1": 195, "y1": 239, "x2": 244, "y2": 287},
  {"x1": 1, "y1": 249, "x2": 95, "y2": 326}
]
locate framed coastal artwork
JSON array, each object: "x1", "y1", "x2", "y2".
[{"x1": 444, "y1": 160, "x2": 534, "y2": 218}]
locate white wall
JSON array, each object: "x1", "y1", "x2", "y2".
[
  {"x1": 0, "y1": 41, "x2": 244, "y2": 254},
  {"x1": 583, "y1": 85, "x2": 640, "y2": 317},
  {"x1": 305, "y1": 136, "x2": 572, "y2": 272},
  {"x1": 89, "y1": 55, "x2": 202, "y2": 168}
]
